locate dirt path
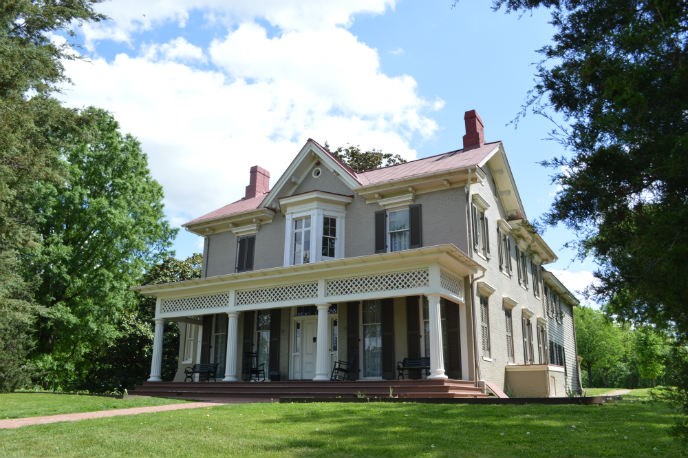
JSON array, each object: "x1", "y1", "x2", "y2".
[
  {"x1": 604, "y1": 389, "x2": 631, "y2": 396},
  {"x1": 0, "y1": 401, "x2": 224, "y2": 430}
]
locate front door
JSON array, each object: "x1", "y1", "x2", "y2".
[{"x1": 291, "y1": 316, "x2": 317, "y2": 379}]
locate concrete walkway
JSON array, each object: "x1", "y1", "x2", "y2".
[{"x1": 0, "y1": 401, "x2": 224, "y2": 430}]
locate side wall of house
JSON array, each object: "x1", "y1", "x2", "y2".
[
  {"x1": 562, "y1": 303, "x2": 580, "y2": 393},
  {"x1": 470, "y1": 165, "x2": 548, "y2": 390}
]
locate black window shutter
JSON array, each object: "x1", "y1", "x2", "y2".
[
  {"x1": 269, "y1": 309, "x2": 281, "y2": 380},
  {"x1": 445, "y1": 299, "x2": 462, "y2": 379},
  {"x1": 409, "y1": 204, "x2": 422, "y2": 249},
  {"x1": 200, "y1": 315, "x2": 213, "y2": 364},
  {"x1": 246, "y1": 236, "x2": 255, "y2": 271},
  {"x1": 346, "y1": 302, "x2": 359, "y2": 380},
  {"x1": 236, "y1": 238, "x2": 245, "y2": 272},
  {"x1": 242, "y1": 311, "x2": 255, "y2": 380},
  {"x1": 484, "y1": 217, "x2": 490, "y2": 256},
  {"x1": 406, "y1": 296, "x2": 421, "y2": 360},
  {"x1": 374, "y1": 210, "x2": 387, "y2": 253},
  {"x1": 381, "y1": 298, "x2": 395, "y2": 380}
]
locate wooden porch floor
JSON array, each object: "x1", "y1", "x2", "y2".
[{"x1": 130, "y1": 379, "x2": 489, "y2": 402}]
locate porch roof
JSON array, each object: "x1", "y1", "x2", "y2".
[{"x1": 135, "y1": 245, "x2": 483, "y2": 318}]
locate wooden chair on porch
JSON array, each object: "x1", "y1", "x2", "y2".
[
  {"x1": 244, "y1": 352, "x2": 266, "y2": 382},
  {"x1": 330, "y1": 360, "x2": 352, "y2": 381}
]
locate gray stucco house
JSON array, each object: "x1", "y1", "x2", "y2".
[{"x1": 137, "y1": 109, "x2": 580, "y2": 397}]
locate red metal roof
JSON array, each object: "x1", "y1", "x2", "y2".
[
  {"x1": 184, "y1": 140, "x2": 500, "y2": 227},
  {"x1": 357, "y1": 141, "x2": 500, "y2": 186},
  {"x1": 184, "y1": 193, "x2": 267, "y2": 227}
]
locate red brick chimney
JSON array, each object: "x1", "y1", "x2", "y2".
[
  {"x1": 244, "y1": 165, "x2": 270, "y2": 199},
  {"x1": 462, "y1": 109, "x2": 485, "y2": 150}
]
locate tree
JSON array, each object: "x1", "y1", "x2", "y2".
[
  {"x1": 139, "y1": 254, "x2": 203, "y2": 382},
  {"x1": 491, "y1": 0, "x2": 688, "y2": 337},
  {"x1": 575, "y1": 306, "x2": 626, "y2": 387},
  {"x1": 83, "y1": 254, "x2": 202, "y2": 392},
  {"x1": 633, "y1": 326, "x2": 668, "y2": 387},
  {"x1": 0, "y1": 0, "x2": 102, "y2": 391},
  {"x1": 329, "y1": 144, "x2": 407, "y2": 173},
  {"x1": 28, "y1": 107, "x2": 176, "y2": 390}
]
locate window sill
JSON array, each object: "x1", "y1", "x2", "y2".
[{"x1": 482, "y1": 356, "x2": 493, "y2": 362}]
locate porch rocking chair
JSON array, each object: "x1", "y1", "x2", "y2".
[{"x1": 245, "y1": 352, "x2": 266, "y2": 382}]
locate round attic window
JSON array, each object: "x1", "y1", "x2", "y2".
[{"x1": 312, "y1": 167, "x2": 322, "y2": 178}]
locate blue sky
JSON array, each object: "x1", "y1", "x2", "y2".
[{"x1": 59, "y1": 0, "x2": 596, "y2": 301}]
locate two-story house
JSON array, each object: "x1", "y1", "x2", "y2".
[{"x1": 136, "y1": 110, "x2": 580, "y2": 397}]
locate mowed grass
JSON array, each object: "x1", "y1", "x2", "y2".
[
  {"x1": 0, "y1": 394, "x2": 682, "y2": 457},
  {"x1": 0, "y1": 393, "x2": 184, "y2": 419}
]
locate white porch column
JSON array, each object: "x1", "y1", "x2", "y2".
[
  {"x1": 427, "y1": 295, "x2": 448, "y2": 380},
  {"x1": 313, "y1": 303, "x2": 330, "y2": 381},
  {"x1": 223, "y1": 311, "x2": 239, "y2": 382},
  {"x1": 147, "y1": 318, "x2": 164, "y2": 382}
]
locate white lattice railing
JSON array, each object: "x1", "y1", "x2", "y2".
[
  {"x1": 235, "y1": 282, "x2": 319, "y2": 306},
  {"x1": 160, "y1": 292, "x2": 230, "y2": 314},
  {"x1": 325, "y1": 268, "x2": 429, "y2": 297},
  {"x1": 158, "y1": 267, "x2": 467, "y2": 316},
  {"x1": 440, "y1": 269, "x2": 465, "y2": 300}
]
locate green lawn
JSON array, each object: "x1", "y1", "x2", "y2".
[
  {"x1": 0, "y1": 393, "x2": 184, "y2": 419},
  {"x1": 0, "y1": 393, "x2": 683, "y2": 457}
]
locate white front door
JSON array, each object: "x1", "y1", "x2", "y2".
[{"x1": 291, "y1": 316, "x2": 317, "y2": 379}]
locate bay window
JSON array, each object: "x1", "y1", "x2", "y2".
[{"x1": 281, "y1": 191, "x2": 349, "y2": 266}]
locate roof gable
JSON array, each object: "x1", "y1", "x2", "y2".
[
  {"x1": 483, "y1": 144, "x2": 526, "y2": 221},
  {"x1": 262, "y1": 139, "x2": 361, "y2": 209}
]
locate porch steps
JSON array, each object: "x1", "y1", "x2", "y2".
[{"x1": 130, "y1": 379, "x2": 489, "y2": 401}]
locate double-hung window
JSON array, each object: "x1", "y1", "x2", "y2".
[
  {"x1": 388, "y1": 209, "x2": 410, "y2": 251},
  {"x1": 321, "y1": 216, "x2": 337, "y2": 259},
  {"x1": 497, "y1": 224, "x2": 512, "y2": 275},
  {"x1": 182, "y1": 323, "x2": 196, "y2": 363},
  {"x1": 292, "y1": 216, "x2": 312, "y2": 264},
  {"x1": 471, "y1": 200, "x2": 490, "y2": 259},
  {"x1": 537, "y1": 321, "x2": 548, "y2": 364},
  {"x1": 374, "y1": 204, "x2": 422, "y2": 253},
  {"x1": 480, "y1": 296, "x2": 491, "y2": 359},
  {"x1": 505, "y1": 309, "x2": 514, "y2": 363},
  {"x1": 522, "y1": 315, "x2": 535, "y2": 364},
  {"x1": 515, "y1": 246, "x2": 529, "y2": 289},
  {"x1": 280, "y1": 192, "x2": 350, "y2": 267},
  {"x1": 531, "y1": 262, "x2": 541, "y2": 297}
]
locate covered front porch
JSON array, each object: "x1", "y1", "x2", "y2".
[{"x1": 136, "y1": 245, "x2": 484, "y2": 387}]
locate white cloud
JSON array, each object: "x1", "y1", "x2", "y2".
[
  {"x1": 209, "y1": 24, "x2": 437, "y2": 137},
  {"x1": 82, "y1": 0, "x2": 395, "y2": 47},
  {"x1": 550, "y1": 269, "x2": 600, "y2": 307},
  {"x1": 60, "y1": 8, "x2": 436, "y2": 230},
  {"x1": 142, "y1": 37, "x2": 206, "y2": 63}
]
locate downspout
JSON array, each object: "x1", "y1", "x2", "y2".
[{"x1": 466, "y1": 166, "x2": 485, "y2": 389}]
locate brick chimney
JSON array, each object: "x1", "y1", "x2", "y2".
[
  {"x1": 462, "y1": 109, "x2": 485, "y2": 150},
  {"x1": 244, "y1": 165, "x2": 270, "y2": 199}
]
